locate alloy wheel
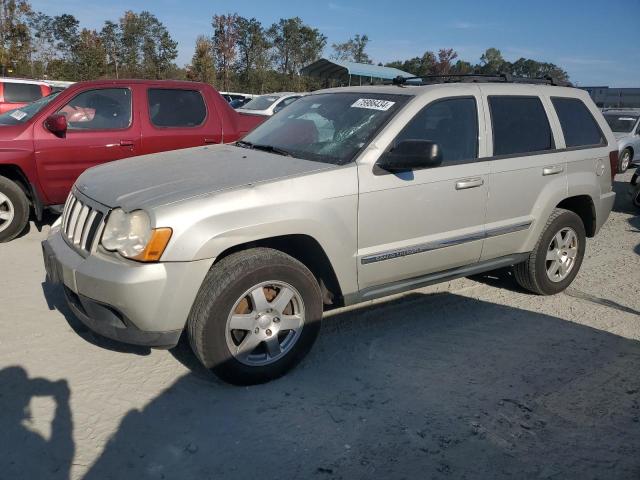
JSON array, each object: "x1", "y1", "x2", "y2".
[
  {"x1": 0, "y1": 191, "x2": 15, "y2": 234},
  {"x1": 545, "y1": 227, "x2": 579, "y2": 282},
  {"x1": 225, "y1": 281, "x2": 305, "y2": 366}
]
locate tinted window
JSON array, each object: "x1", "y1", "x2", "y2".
[
  {"x1": 603, "y1": 113, "x2": 639, "y2": 133},
  {"x1": 393, "y1": 97, "x2": 478, "y2": 165},
  {"x1": 58, "y1": 88, "x2": 131, "y2": 130},
  {"x1": 552, "y1": 97, "x2": 604, "y2": 147},
  {"x1": 489, "y1": 96, "x2": 554, "y2": 156},
  {"x1": 3, "y1": 82, "x2": 43, "y2": 103},
  {"x1": 148, "y1": 89, "x2": 206, "y2": 127}
]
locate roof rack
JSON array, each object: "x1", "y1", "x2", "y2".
[{"x1": 390, "y1": 73, "x2": 572, "y2": 87}]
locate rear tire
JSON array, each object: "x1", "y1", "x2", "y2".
[
  {"x1": 513, "y1": 208, "x2": 586, "y2": 295},
  {"x1": 619, "y1": 148, "x2": 632, "y2": 173},
  {"x1": 187, "y1": 247, "x2": 323, "y2": 385},
  {"x1": 0, "y1": 176, "x2": 29, "y2": 243}
]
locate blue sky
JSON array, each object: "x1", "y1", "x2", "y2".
[{"x1": 30, "y1": 0, "x2": 640, "y2": 86}]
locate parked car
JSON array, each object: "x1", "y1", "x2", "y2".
[
  {"x1": 0, "y1": 78, "x2": 52, "y2": 113},
  {"x1": 0, "y1": 79, "x2": 264, "y2": 241},
  {"x1": 43, "y1": 79, "x2": 617, "y2": 385},
  {"x1": 630, "y1": 166, "x2": 640, "y2": 209},
  {"x1": 220, "y1": 91, "x2": 256, "y2": 104},
  {"x1": 601, "y1": 108, "x2": 640, "y2": 173},
  {"x1": 229, "y1": 98, "x2": 252, "y2": 109},
  {"x1": 236, "y1": 92, "x2": 306, "y2": 116}
]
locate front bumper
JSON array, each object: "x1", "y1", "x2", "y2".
[{"x1": 42, "y1": 227, "x2": 214, "y2": 348}]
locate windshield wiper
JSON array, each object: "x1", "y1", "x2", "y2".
[
  {"x1": 235, "y1": 140, "x2": 254, "y2": 149},
  {"x1": 234, "y1": 140, "x2": 292, "y2": 157},
  {"x1": 251, "y1": 143, "x2": 292, "y2": 157}
]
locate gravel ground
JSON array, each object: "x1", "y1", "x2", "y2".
[{"x1": 1, "y1": 174, "x2": 639, "y2": 480}]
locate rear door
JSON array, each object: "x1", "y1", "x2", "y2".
[
  {"x1": 140, "y1": 87, "x2": 222, "y2": 154},
  {"x1": 34, "y1": 86, "x2": 140, "y2": 205},
  {"x1": 479, "y1": 87, "x2": 567, "y2": 261}
]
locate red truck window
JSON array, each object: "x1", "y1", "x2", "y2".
[
  {"x1": 58, "y1": 88, "x2": 132, "y2": 130},
  {"x1": 3, "y1": 82, "x2": 43, "y2": 103},
  {"x1": 148, "y1": 89, "x2": 207, "y2": 128}
]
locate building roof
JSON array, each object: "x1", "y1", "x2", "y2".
[{"x1": 301, "y1": 58, "x2": 415, "y2": 81}]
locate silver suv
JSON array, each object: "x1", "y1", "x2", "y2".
[
  {"x1": 601, "y1": 108, "x2": 640, "y2": 173},
  {"x1": 43, "y1": 79, "x2": 617, "y2": 385}
]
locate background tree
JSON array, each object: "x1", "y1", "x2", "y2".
[
  {"x1": 268, "y1": 17, "x2": 326, "y2": 77},
  {"x1": 331, "y1": 33, "x2": 371, "y2": 63},
  {"x1": 478, "y1": 47, "x2": 506, "y2": 74},
  {"x1": 73, "y1": 28, "x2": 106, "y2": 80},
  {"x1": 212, "y1": 13, "x2": 238, "y2": 91},
  {"x1": 235, "y1": 16, "x2": 270, "y2": 91},
  {"x1": 189, "y1": 34, "x2": 215, "y2": 83},
  {"x1": 0, "y1": 0, "x2": 33, "y2": 75},
  {"x1": 100, "y1": 20, "x2": 121, "y2": 78}
]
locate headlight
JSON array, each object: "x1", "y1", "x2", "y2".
[{"x1": 101, "y1": 209, "x2": 172, "y2": 261}]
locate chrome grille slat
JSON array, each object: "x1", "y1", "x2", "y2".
[
  {"x1": 80, "y1": 210, "x2": 98, "y2": 249},
  {"x1": 61, "y1": 192, "x2": 107, "y2": 255}
]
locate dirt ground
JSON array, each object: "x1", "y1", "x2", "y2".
[{"x1": 1, "y1": 174, "x2": 639, "y2": 480}]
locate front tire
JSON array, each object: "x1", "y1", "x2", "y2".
[
  {"x1": 187, "y1": 248, "x2": 323, "y2": 385},
  {"x1": 0, "y1": 176, "x2": 29, "y2": 243},
  {"x1": 619, "y1": 148, "x2": 632, "y2": 173},
  {"x1": 514, "y1": 208, "x2": 586, "y2": 295}
]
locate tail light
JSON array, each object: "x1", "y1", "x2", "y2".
[{"x1": 609, "y1": 150, "x2": 618, "y2": 183}]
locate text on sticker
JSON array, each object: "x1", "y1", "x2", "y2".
[{"x1": 351, "y1": 98, "x2": 395, "y2": 111}]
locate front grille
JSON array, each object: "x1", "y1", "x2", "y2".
[{"x1": 61, "y1": 192, "x2": 105, "y2": 254}]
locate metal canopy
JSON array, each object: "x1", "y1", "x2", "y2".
[{"x1": 301, "y1": 58, "x2": 415, "y2": 83}]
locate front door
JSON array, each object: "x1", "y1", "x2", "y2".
[
  {"x1": 357, "y1": 92, "x2": 489, "y2": 292},
  {"x1": 34, "y1": 87, "x2": 140, "y2": 205}
]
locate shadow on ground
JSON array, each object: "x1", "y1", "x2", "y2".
[
  {"x1": 72, "y1": 292, "x2": 640, "y2": 480},
  {"x1": 0, "y1": 367, "x2": 74, "y2": 480}
]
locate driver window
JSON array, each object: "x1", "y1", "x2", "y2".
[
  {"x1": 393, "y1": 97, "x2": 478, "y2": 166},
  {"x1": 57, "y1": 88, "x2": 131, "y2": 130}
]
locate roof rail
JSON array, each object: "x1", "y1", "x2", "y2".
[{"x1": 391, "y1": 73, "x2": 572, "y2": 87}]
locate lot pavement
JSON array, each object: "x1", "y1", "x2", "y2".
[{"x1": 1, "y1": 174, "x2": 639, "y2": 480}]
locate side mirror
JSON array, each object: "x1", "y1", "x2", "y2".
[
  {"x1": 44, "y1": 114, "x2": 67, "y2": 138},
  {"x1": 377, "y1": 140, "x2": 442, "y2": 173}
]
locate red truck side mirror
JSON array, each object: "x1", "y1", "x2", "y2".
[{"x1": 44, "y1": 114, "x2": 68, "y2": 138}]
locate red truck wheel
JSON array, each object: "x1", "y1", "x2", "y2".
[{"x1": 0, "y1": 176, "x2": 29, "y2": 242}]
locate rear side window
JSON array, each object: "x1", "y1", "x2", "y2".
[
  {"x1": 551, "y1": 97, "x2": 605, "y2": 147},
  {"x1": 3, "y1": 82, "x2": 43, "y2": 103},
  {"x1": 393, "y1": 97, "x2": 478, "y2": 166},
  {"x1": 489, "y1": 96, "x2": 554, "y2": 156},
  {"x1": 148, "y1": 89, "x2": 206, "y2": 127}
]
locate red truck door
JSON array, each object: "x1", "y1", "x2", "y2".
[
  {"x1": 139, "y1": 86, "x2": 222, "y2": 155},
  {"x1": 33, "y1": 86, "x2": 141, "y2": 205}
]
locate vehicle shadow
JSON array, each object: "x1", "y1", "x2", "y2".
[
  {"x1": 41, "y1": 279, "x2": 151, "y2": 356},
  {"x1": 82, "y1": 293, "x2": 640, "y2": 480},
  {"x1": 0, "y1": 366, "x2": 74, "y2": 480},
  {"x1": 14, "y1": 210, "x2": 59, "y2": 240},
  {"x1": 612, "y1": 177, "x2": 636, "y2": 214}
]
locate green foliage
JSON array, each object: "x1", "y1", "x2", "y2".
[{"x1": 331, "y1": 34, "x2": 371, "y2": 64}]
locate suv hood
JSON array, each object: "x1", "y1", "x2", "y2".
[{"x1": 75, "y1": 145, "x2": 337, "y2": 211}]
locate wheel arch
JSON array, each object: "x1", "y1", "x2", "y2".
[
  {"x1": 214, "y1": 234, "x2": 345, "y2": 309},
  {"x1": 0, "y1": 164, "x2": 42, "y2": 220},
  {"x1": 556, "y1": 195, "x2": 596, "y2": 237}
]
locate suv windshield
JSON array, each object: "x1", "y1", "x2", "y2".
[
  {"x1": 239, "y1": 92, "x2": 409, "y2": 165},
  {"x1": 604, "y1": 113, "x2": 639, "y2": 133},
  {"x1": 0, "y1": 92, "x2": 60, "y2": 126},
  {"x1": 241, "y1": 95, "x2": 285, "y2": 111}
]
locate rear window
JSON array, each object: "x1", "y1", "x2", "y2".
[
  {"x1": 489, "y1": 96, "x2": 554, "y2": 156},
  {"x1": 148, "y1": 89, "x2": 207, "y2": 127},
  {"x1": 3, "y1": 82, "x2": 43, "y2": 103},
  {"x1": 551, "y1": 97, "x2": 605, "y2": 147}
]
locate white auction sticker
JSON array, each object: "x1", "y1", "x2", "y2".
[
  {"x1": 9, "y1": 110, "x2": 27, "y2": 120},
  {"x1": 351, "y1": 98, "x2": 395, "y2": 111}
]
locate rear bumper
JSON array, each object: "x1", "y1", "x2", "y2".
[{"x1": 42, "y1": 227, "x2": 214, "y2": 348}]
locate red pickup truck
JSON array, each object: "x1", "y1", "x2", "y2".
[{"x1": 0, "y1": 79, "x2": 264, "y2": 241}]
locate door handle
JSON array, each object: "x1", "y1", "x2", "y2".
[
  {"x1": 119, "y1": 140, "x2": 134, "y2": 147},
  {"x1": 542, "y1": 165, "x2": 564, "y2": 176},
  {"x1": 204, "y1": 138, "x2": 218, "y2": 144},
  {"x1": 455, "y1": 177, "x2": 484, "y2": 190}
]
